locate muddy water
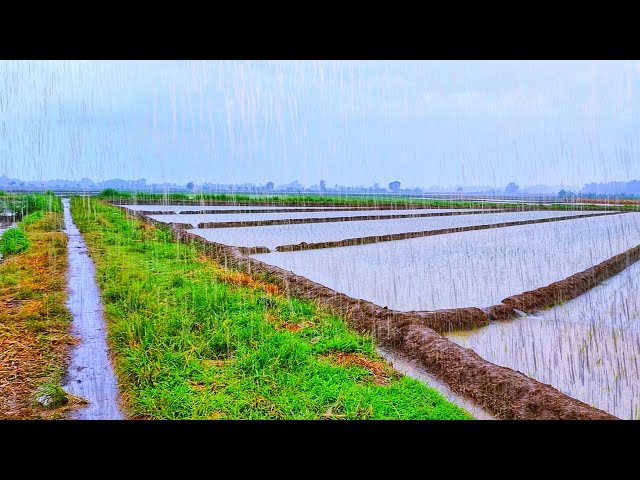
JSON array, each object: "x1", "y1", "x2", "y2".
[
  {"x1": 376, "y1": 347, "x2": 496, "y2": 420},
  {"x1": 61, "y1": 198, "x2": 124, "y2": 420},
  {"x1": 253, "y1": 213, "x2": 640, "y2": 311},
  {"x1": 445, "y1": 259, "x2": 640, "y2": 419},
  {"x1": 191, "y1": 210, "x2": 615, "y2": 250}
]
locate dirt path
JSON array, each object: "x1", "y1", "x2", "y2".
[{"x1": 61, "y1": 198, "x2": 124, "y2": 420}]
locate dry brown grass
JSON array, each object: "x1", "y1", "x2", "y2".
[
  {"x1": 0, "y1": 213, "x2": 74, "y2": 419},
  {"x1": 197, "y1": 254, "x2": 282, "y2": 296},
  {"x1": 320, "y1": 351, "x2": 396, "y2": 385}
]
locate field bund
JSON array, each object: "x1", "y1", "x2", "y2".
[
  {"x1": 253, "y1": 213, "x2": 640, "y2": 312},
  {"x1": 119, "y1": 203, "x2": 624, "y2": 419},
  {"x1": 189, "y1": 210, "x2": 616, "y2": 252}
]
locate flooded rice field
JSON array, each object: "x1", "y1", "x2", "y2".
[
  {"x1": 445, "y1": 259, "x2": 640, "y2": 419},
  {"x1": 147, "y1": 208, "x2": 494, "y2": 227},
  {"x1": 189, "y1": 210, "x2": 617, "y2": 250},
  {"x1": 252, "y1": 213, "x2": 640, "y2": 311}
]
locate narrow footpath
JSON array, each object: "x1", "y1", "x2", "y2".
[{"x1": 61, "y1": 198, "x2": 124, "y2": 420}]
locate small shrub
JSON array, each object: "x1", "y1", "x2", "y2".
[{"x1": 0, "y1": 227, "x2": 30, "y2": 255}]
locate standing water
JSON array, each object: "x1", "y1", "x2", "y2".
[{"x1": 61, "y1": 198, "x2": 124, "y2": 420}]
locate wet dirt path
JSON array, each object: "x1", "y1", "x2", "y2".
[{"x1": 61, "y1": 198, "x2": 124, "y2": 420}]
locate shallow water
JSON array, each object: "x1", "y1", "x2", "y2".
[
  {"x1": 61, "y1": 198, "x2": 124, "y2": 420},
  {"x1": 253, "y1": 213, "x2": 640, "y2": 311},
  {"x1": 376, "y1": 347, "x2": 495, "y2": 420},
  {"x1": 190, "y1": 210, "x2": 613, "y2": 250},
  {"x1": 445, "y1": 260, "x2": 640, "y2": 419},
  {"x1": 149, "y1": 208, "x2": 494, "y2": 227}
]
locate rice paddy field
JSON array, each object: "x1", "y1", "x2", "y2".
[
  {"x1": 5, "y1": 60, "x2": 640, "y2": 425},
  {"x1": 106, "y1": 200, "x2": 640, "y2": 419}
]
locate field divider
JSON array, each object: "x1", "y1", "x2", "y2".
[
  {"x1": 273, "y1": 211, "x2": 622, "y2": 252},
  {"x1": 114, "y1": 203, "x2": 618, "y2": 419},
  {"x1": 485, "y1": 241, "x2": 640, "y2": 321},
  {"x1": 194, "y1": 209, "x2": 514, "y2": 229}
]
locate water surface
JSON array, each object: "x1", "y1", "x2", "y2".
[
  {"x1": 61, "y1": 198, "x2": 124, "y2": 420},
  {"x1": 445, "y1": 260, "x2": 640, "y2": 419},
  {"x1": 190, "y1": 210, "x2": 614, "y2": 250},
  {"x1": 253, "y1": 213, "x2": 640, "y2": 311}
]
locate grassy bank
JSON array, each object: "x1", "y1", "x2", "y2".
[
  {"x1": 71, "y1": 197, "x2": 471, "y2": 419},
  {"x1": 0, "y1": 198, "x2": 75, "y2": 419},
  {"x1": 96, "y1": 189, "x2": 627, "y2": 212}
]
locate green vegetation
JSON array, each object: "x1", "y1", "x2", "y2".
[
  {"x1": 94, "y1": 189, "x2": 631, "y2": 211},
  {"x1": 0, "y1": 199, "x2": 73, "y2": 419},
  {"x1": 71, "y1": 197, "x2": 471, "y2": 419},
  {"x1": 0, "y1": 192, "x2": 62, "y2": 221},
  {"x1": 0, "y1": 228, "x2": 30, "y2": 256}
]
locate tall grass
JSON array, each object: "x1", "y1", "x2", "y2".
[{"x1": 71, "y1": 197, "x2": 472, "y2": 419}]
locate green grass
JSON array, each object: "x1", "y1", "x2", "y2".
[
  {"x1": 94, "y1": 189, "x2": 631, "y2": 212},
  {"x1": 0, "y1": 205, "x2": 73, "y2": 419},
  {"x1": 71, "y1": 197, "x2": 472, "y2": 420},
  {"x1": 1, "y1": 192, "x2": 62, "y2": 221},
  {"x1": 0, "y1": 228, "x2": 30, "y2": 256}
]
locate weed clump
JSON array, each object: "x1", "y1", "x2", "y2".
[{"x1": 0, "y1": 228, "x2": 30, "y2": 256}]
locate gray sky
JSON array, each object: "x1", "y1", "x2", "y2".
[{"x1": 1, "y1": 60, "x2": 639, "y2": 188}]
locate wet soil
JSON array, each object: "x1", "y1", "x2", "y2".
[{"x1": 62, "y1": 199, "x2": 124, "y2": 420}]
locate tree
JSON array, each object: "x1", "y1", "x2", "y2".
[
  {"x1": 266, "y1": 181, "x2": 274, "y2": 192},
  {"x1": 186, "y1": 181, "x2": 195, "y2": 191},
  {"x1": 388, "y1": 181, "x2": 401, "y2": 193},
  {"x1": 320, "y1": 180, "x2": 327, "y2": 192},
  {"x1": 505, "y1": 182, "x2": 520, "y2": 194}
]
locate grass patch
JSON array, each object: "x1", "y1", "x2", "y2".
[
  {"x1": 0, "y1": 228, "x2": 30, "y2": 256},
  {"x1": 0, "y1": 205, "x2": 75, "y2": 419},
  {"x1": 71, "y1": 197, "x2": 472, "y2": 420}
]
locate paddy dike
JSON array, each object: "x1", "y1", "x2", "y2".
[
  {"x1": 274, "y1": 211, "x2": 619, "y2": 252},
  {"x1": 192, "y1": 209, "x2": 512, "y2": 230},
  {"x1": 118, "y1": 204, "x2": 618, "y2": 419}
]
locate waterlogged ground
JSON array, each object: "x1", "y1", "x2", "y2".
[
  {"x1": 253, "y1": 213, "x2": 640, "y2": 311},
  {"x1": 446, "y1": 259, "x2": 640, "y2": 419},
  {"x1": 61, "y1": 199, "x2": 124, "y2": 419},
  {"x1": 148, "y1": 208, "x2": 494, "y2": 227},
  {"x1": 189, "y1": 210, "x2": 614, "y2": 250}
]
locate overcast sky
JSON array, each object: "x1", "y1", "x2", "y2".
[{"x1": 1, "y1": 60, "x2": 639, "y2": 188}]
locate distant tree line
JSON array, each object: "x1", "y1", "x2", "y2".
[{"x1": 581, "y1": 180, "x2": 640, "y2": 197}]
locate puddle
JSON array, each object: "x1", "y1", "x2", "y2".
[
  {"x1": 61, "y1": 198, "x2": 124, "y2": 420},
  {"x1": 377, "y1": 347, "x2": 496, "y2": 420}
]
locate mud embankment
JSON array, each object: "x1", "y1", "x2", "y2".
[
  {"x1": 275, "y1": 212, "x2": 620, "y2": 252},
  {"x1": 194, "y1": 209, "x2": 513, "y2": 229},
  {"x1": 486, "y1": 242, "x2": 640, "y2": 320},
  {"x1": 117, "y1": 204, "x2": 617, "y2": 419}
]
